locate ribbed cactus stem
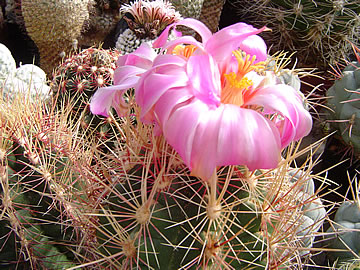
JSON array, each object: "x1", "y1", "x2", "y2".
[{"x1": 199, "y1": 0, "x2": 225, "y2": 33}]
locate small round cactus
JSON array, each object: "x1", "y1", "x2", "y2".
[
  {"x1": 0, "y1": 43, "x2": 16, "y2": 82},
  {"x1": 326, "y1": 61, "x2": 360, "y2": 155},
  {"x1": 51, "y1": 47, "x2": 120, "y2": 142},
  {"x1": 327, "y1": 201, "x2": 360, "y2": 263},
  {"x1": 1, "y1": 43, "x2": 50, "y2": 100}
]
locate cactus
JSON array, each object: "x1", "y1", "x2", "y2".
[
  {"x1": 1, "y1": 43, "x2": 50, "y2": 100},
  {"x1": 327, "y1": 201, "x2": 360, "y2": 262},
  {"x1": 0, "y1": 88, "x2": 104, "y2": 268},
  {"x1": 169, "y1": 0, "x2": 204, "y2": 20},
  {"x1": 235, "y1": 0, "x2": 360, "y2": 69},
  {"x1": 86, "y1": 99, "x2": 328, "y2": 269},
  {"x1": 324, "y1": 171, "x2": 360, "y2": 268},
  {"x1": 21, "y1": 0, "x2": 94, "y2": 75},
  {"x1": 0, "y1": 43, "x2": 16, "y2": 82},
  {"x1": 116, "y1": 0, "x2": 181, "y2": 54},
  {"x1": 50, "y1": 46, "x2": 120, "y2": 144},
  {"x1": 198, "y1": 0, "x2": 225, "y2": 33},
  {"x1": 326, "y1": 60, "x2": 360, "y2": 156}
]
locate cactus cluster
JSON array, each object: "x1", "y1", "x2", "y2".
[
  {"x1": 235, "y1": 0, "x2": 360, "y2": 68},
  {"x1": 4, "y1": 5, "x2": 357, "y2": 268},
  {"x1": 51, "y1": 46, "x2": 121, "y2": 144}
]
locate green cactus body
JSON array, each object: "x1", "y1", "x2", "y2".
[
  {"x1": 326, "y1": 61, "x2": 360, "y2": 154},
  {"x1": 236, "y1": 0, "x2": 360, "y2": 68},
  {"x1": 326, "y1": 201, "x2": 360, "y2": 264},
  {"x1": 0, "y1": 91, "x2": 104, "y2": 268}
]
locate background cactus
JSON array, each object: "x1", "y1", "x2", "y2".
[
  {"x1": 0, "y1": 43, "x2": 50, "y2": 100},
  {"x1": 51, "y1": 46, "x2": 120, "y2": 145},
  {"x1": 326, "y1": 60, "x2": 360, "y2": 156},
  {"x1": 79, "y1": 0, "x2": 127, "y2": 47},
  {"x1": 115, "y1": 0, "x2": 181, "y2": 54},
  {"x1": 21, "y1": 0, "x2": 94, "y2": 75},
  {"x1": 234, "y1": 0, "x2": 360, "y2": 69},
  {"x1": 326, "y1": 201, "x2": 360, "y2": 264},
  {"x1": 0, "y1": 43, "x2": 16, "y2": 82}
]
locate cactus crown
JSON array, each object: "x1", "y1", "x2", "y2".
[{"x1": 120, "y1": 0, "x2": 181, "y2": 39}]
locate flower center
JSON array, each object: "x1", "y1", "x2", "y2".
[{"x1": 221, "y1": 50, "x2": 263, "y2": 107}]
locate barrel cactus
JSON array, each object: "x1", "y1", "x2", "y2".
[
  {"x1": 235, "y1": 0, "x2": 360, "y2": 69},
  {"x1": 0, "y1": 86, "x2": 328, "y2": 268},
  {"x1": 0, "y1": 89, "x2": 104, "y2": 268},
  {"x1": 51, "y1": 46, "x2": 120, "y2": 142},
  {"x1": 326, "y1": 61, "x2": 360, "y2": 156},
  {"x1": 83, "y1": 99, "x2": 327, "y2": 269}
]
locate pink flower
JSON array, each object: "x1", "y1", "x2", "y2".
[
  {"x1": 90, "y1": 18, "x2": 312, "y2": 181},
  {"x1": 137, "y1": 19, "x2": 312, "y2": 180}
]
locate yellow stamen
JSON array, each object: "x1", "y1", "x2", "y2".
[
  {"x1": 171, "y1": 44, "x2": 197, "y2": 59},
  {"x1": 221, "y1": 50, "x2": 264, "y2": 106}
]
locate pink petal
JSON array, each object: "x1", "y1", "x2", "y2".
[
  {"x1": 154, "y1": 18, "x2": 212, "y2": 48},
  {"x1": 161, "y1": 100, "x2": 281, "y2": 180},
  {"x1": 186, "y1": 54, "x2": 221, "y2": 106},
  {"x1": 205, "y1": 23, "x2": 268, "y2": 65},
  {"x1": 215, "y1": 105, "x2": 281, "y2": 171},
  {"x1": 160, "y1": 36, "x2": 205, "y2": 55},
  {"x1": 238, "y1": 35, "x2": 268, "y2": 63},
  {"x1": 90, "y1": 77, "x2": 139, "y2": 117},
  {"x1": 113, "y1": 65, "x2": 148, "y2": 85},
  {"x1": 246, "y1": 84, "x2": 312, "y2": 147},
  {"x1": 118, "y1": 43, "x2": 157, "y2": 68},
  {"x1": 136, "y1": 71, "x2": 189, "y2": 120}
]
